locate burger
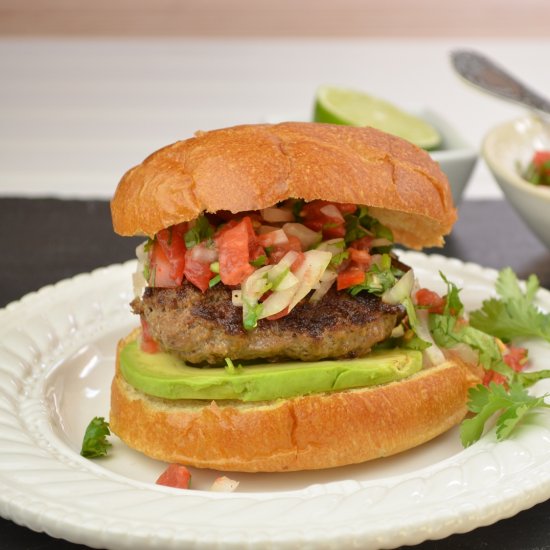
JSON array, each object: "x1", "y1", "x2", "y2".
[{"x1": 109, "y1": 122, "x2": 481, "y2": 472}]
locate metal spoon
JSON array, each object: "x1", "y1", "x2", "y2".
[{"x1": 450, "y1": 50, "x2": 550, "y2": 116}]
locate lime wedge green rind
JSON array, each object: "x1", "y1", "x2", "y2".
[{"x1": 313, "y1": 86, "x2": 442, "y2": 150}]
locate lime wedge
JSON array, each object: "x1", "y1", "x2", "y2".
[{"x1": 313, "y1": 86, "x2": 441, "y2": 150}]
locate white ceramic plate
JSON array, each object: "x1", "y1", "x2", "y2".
[{"x1": 1, "y1": 253, "x2": 550, "y2": 550}]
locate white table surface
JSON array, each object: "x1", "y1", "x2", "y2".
[{"x1": 1, "y1": 38, "x2": 549, "y2": 200}]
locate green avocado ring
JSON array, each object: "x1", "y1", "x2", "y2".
[{"x1": 119, "y1": 340, "x2": 423, "y2": 403}]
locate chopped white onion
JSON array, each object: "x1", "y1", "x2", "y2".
[
  {"x1": 391, "y1": 324, "x2": 405, "y2": 338},
  {"x1": 242, "y1": 265, "x2": 272, "y2": 298},
  {"x1": 261, "y1": 206, "x2": 295, "y2": 223},
  {"x1": 258, "y1": 228, "x2": 289, "y2": 247},
  {"x1": 320, "y1": 204, "x2": 344, "y2": 221},
  {"x1": 133, "y1": 271, "x2": 147, "y2": 299},
  {"x1": 416, "y1": 309, "x2": 447, "y2": 366},
  {"x1": 316, "y1": 238, "x2": 345, "y2": 257},
  {"x1": 133, "y1": 241, "x2": 148, "y2": 298},
  {"x1": 210, "y1": 476, "x2": 239, "y2": 492},
  {"x1": 370, "y1": 238, "x2": 393, "y2": 248},
  {"x1": 448, "y1": 343, "x2": 480, "y2": 365},
  {"x1": 370, "y1": 254, "x2": 383, "y2": 268},
  {"x1": 381, "y1": 269, "x2": 415, "y2": 305},
  {"x1": 310, "y1": 269, "x2": 337, "y2": 302},
  {"x1": 256, "y1": 224, "x2": 279, "y2": 235},
  {"x1": 276, "y1": 250, "x2": 299, "y2": 268},
  {"x1": 256, "y1": 253, "x2": 300, "y2": 318},
  {"x1": 288, "y1": 249, "x2": 332, "y2": 311},
  {"x1": 231, "y1": 290, "x2": 243, "y2": 307},
  {"x1": 259, "y1": 286, "x2": 297, "y2": 318},
  {"x1": 282, "y1": 223, "x2": 321, "y2": 250},
  {"x1": 136, "y1": 241, "x2": 148, "y2": 264},
  {"x1": 273, "y1": 270, "x2": 299, "y2": 291},
  {"x1": 239, "y1": 249, "x2": 331, "y2": 323},
  {"x1": 189, "y1": 243, "x2": 218, "y2": 263}
]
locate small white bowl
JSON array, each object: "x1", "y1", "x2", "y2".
[
  {"x1": 419, "y1": 109, "x2": 478, "y2": 206},
  {"x1": 265, "y1": 109, "x2": 477, "y2": 206},
  {"x1": 482, "y1": 115, "x2": 550, "y2": 249}
]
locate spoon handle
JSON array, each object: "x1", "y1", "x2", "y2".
[{"x1": 450, "y1": 50, "x2": 550, "y2": 116}]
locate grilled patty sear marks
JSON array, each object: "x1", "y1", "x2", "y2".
[{"x1": 133, "y1": 284, "x2": 405, "y2": 365}]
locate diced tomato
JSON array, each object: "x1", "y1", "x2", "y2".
[
  {"x1": 257, "y1": 229, "x2": 288, "y2": 248},
  {"x1": 533, "y1": 151, "x2": 550, "y2": 172},
  {"x1": 140, "y1": 316, "x2": 159, "y2": 354},
  {"x1": 483, "y1": 346, "x2": 528, "y2": 387},
  {"x1": 184, "y1": 243, "x2": 214, "y2": 292},
  {"x1": 322, "y1": 224, "x2": 346, "y2": 239},
  {"x1": 149, "y1": 241, "x2": 179, "y2": 288},
  {"x1": 156, "y1": 227, "x2": 186, "y2": 284},
  {"x1": 334, "y1": 203, "x2": 358, "y2": 215},
  {"x1": 415, "y1": 288, "x2": 446, "y2": 314},
  {"x1": 171, "y1": 221, "x2": 189, "y2": 237},
  {"x1": 216, "y1": 217, "x2": 255, "y2": 285},
  {"x1": 156, "y1": 464, "x2": 191, "y2": 489},
  {"x1": 503, "y1": 346, "x2": 528, "y2": 372},
  {"x1": 483, "y1": 370, "x2": 508, "y2": 387},
  {"x1": 337, "y1": 266, "x2": 365, "y2": 290},
  {"x1": 249, "y1": 242, "x2": 266, "y2": 262},
  {"x1": 242, "y1": 214, "x2": 266, "y2": 261},
  {"x1": 268, "y1": 235, "x2": 303, "y2": 264},
  {"x1": 350, "y1": 235, "x2": 374, "y2": 250},
  {"x1": 300, "y1": 200, "x2": 347, "y2": 239},
  {"x1": 348, "y1": 248, "x2": 372, "y2": 268}
]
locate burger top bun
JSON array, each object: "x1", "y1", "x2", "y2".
[{"x1": 111, "y1": 122, "x2": 456, "y2": 249}]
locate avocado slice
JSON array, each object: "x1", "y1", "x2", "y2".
[{"x1": 119, "y1": 341, "x2": 423, "y2": 402}]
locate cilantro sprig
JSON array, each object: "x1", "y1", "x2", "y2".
[
  {"x1": 460, "y1": 382, "x2": 550, "y2": 447},
  {"x1": 184, "y1": 215, "x2": 214, "y2": 249},
  {"x1": 80, "y1": 417, "x2": 111, "y2": 458},
  {"x1": 469, "y1": 268, "x2": 550, "y2": 343},
  {"x1": 428, "y1": 269, "x2": 550, "y2": 446},
  {"x1": 344, "y1": 206, "x2": 393, "y2": 245},
  {"x1": 348, "y1": 254, "x2": 399, "y2": 296}
]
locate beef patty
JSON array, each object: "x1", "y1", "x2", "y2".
[{"x1": 133, "y1": 283, "x2": 405, "y2": 365}]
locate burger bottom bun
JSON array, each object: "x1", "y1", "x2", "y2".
[{"x1": 110, "y1": 332, "x2": 482, "y2": 473}]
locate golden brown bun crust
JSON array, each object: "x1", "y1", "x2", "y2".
[
  {"x1": 110, "y1": 332, "x2": 481, "y2": 472},
  {"x1": 111, "y1": 123, "x2": 456, "y2": 248}
]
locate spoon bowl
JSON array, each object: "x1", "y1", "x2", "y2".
[{"x1": 451, "y1": 50, "x2": 550, "y2": 118}]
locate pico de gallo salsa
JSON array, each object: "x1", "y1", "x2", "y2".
[
  {"x1": 135, "y1": 199, "x2": 404, "y2": 331},
  {"x1": 523, "y1": 150, "x2": 550, "y2": 187}
]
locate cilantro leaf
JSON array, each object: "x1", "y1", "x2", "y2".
[
  {"x1": 250, "y1": 255, "x2": 267, "y2": 268},
  {"x1": 349, "y1": 254, "x2": 397, "y2": 296},
  {"x1": 432, "y1": 270, "x2": 550, "y2": 447},
  {"x1": 469, "y1": 268, "x2": 550, "y2": 342},
  {"x1": 208, "y1": 274, "x2": 221, "y2": 288},
  {"x1": 439, "y1": 271, "x2": 464, "y2": 317},
  {"x1": 80, "y1": 417, "x2": 111, "y2": 458},
  {"x1": 344, "y1": 207, "x2": 393, "y2": 244},
  {"x1": 330, "y1": 250, "x2": 349, "y2": 267},
  {"x1": 399, "y1": 331, "x2": 432, "y2": 351},
  {"x1": 430, "y1": 314, "x2": 511, "y2": 378},
  {"x1": 291, "y1": 199, "x2": 305, "y2": 219},
  {"x1": 243, "y1": 301, "x2": 263, "y2": 331},
  {"x1": 460, "y1": 382, "x2": 550, "y2": 447},
  {"x1": 184, "y1": 215, "x2": 214, "y2": 249},
  {"x1": 515, "y1": 369, "x2": 550, "y2": 388}
]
